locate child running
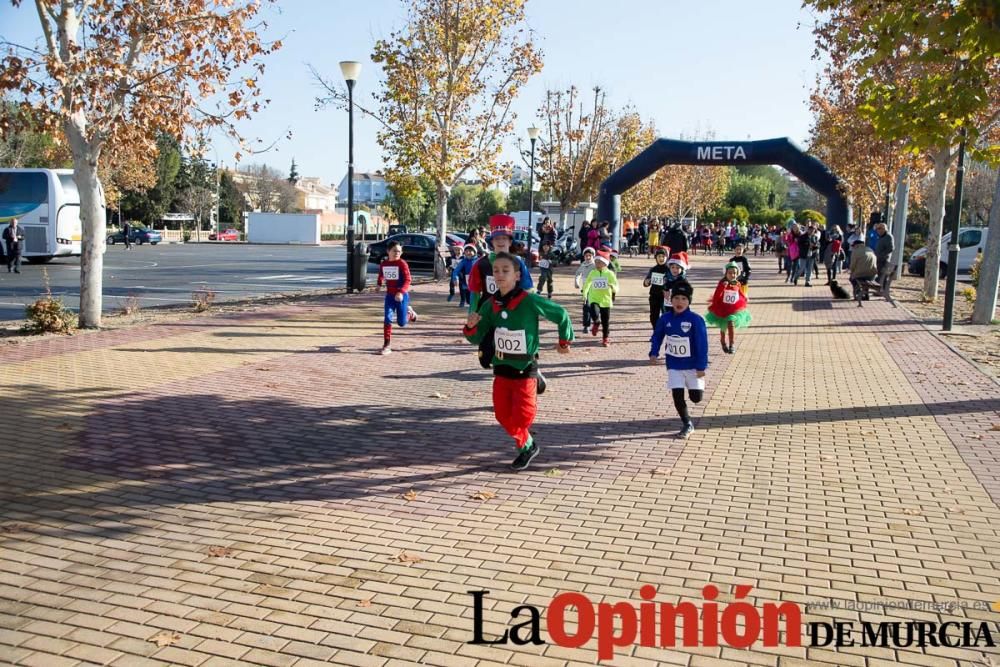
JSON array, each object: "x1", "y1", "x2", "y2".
[
  {"x1": 377, "y1": 240, "x2": 418, "y2": 355},
  {"x1": 729, "y1": 244, "x2": 752, "y2": 296},
  {"x1": 663, "y1": 253, "x2": 691, "y2": 300},
  {"x1": 450, "y1": 244, "x2": 478, "y2": 307},
  {"x1": 537, "y1": 242, "x2": 555, "y2": 298},
  {"x1": 706, "y1": 261, "x2": 752, "y2": 354},
  {"x1": 643, "y1": 247, "x2": 671, "y2": 328},
  {"x1": 574, "y1": 247, "x2": 596, "y2": 333},
  {"x1": 463, "y1": 252, "x2": 573, "y2": 470},
  {"x1": 583, "y1": 251, "x2": 619, "y2": 346},
  {"x1": 649, "y1": 282, "x2": 708, "y2": 440}
]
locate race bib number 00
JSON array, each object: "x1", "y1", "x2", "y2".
[
  {"x1": 382, "y1": 266, "x2": 399, "y2": 281},
  {"x1": 650, "y1": 273, "x2": 665, "y2": 286},
  {"x1": 665, "y1": 335, "x2": 690, "y2": 358},
  {"x1": 591, "y1": 278, "x2": 609, "y2": 290},
  {"x1": 485, "y1": 276, "x2": 497, "y2": 294},
  {"x1": 494, "y1": 327, "x2": 527, "y2": 354},
  {"x1": 539, "y1": 259, "x2": 550, "y2": 269},
  {"x1": 723, "y1": 290, "x2": 740, "y2": 305}
]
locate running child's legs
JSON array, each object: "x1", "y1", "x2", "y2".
[
  {"x1": 582, "y1": 303, "x2": 592, "y2": 328},
  {"x1": 599, "y1": 306, "x2": 611, "y2": 338},
  {"x1": 492, "y1": 376, "x2": 537, "y2": 449},
  {"x1": 649, "y1": 294, "x2": 664, "y2": 328},
  {"x1": 459, "y1": 286, "x2": 470, "y2": 307},
  {"x1": 383, "y1": 293, "x2": 409, "y2": 346},
  {"x1": 727, "y1": 320, "x2": 735, "y2": 346}
]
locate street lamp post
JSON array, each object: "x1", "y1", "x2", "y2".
[
  {"x1": 527, "y1": 126, "x2": 540, "y2": 259},
  {"x1": 340, "y1": 60, "x2": 362, "y2": 293}
]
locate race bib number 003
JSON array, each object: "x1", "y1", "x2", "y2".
[
  {"x1": 485, "y1": 276, "x2": 497, "y2": 294},
  {"x1": 494, "y1": 327, "x2": 527, "y2": 354},
  {"x1": 723, "y1": 290, "x2": 740, "y2": 305},
  {"x1": 591, "y1": 278, "x2": 609, "y2": 290},
  {"x1": 665, "y1": 335, "x2": 690, "y2": 358},
  {"x1": 382, "y1": 266, "x2": 399, "y2": 281},
  {"x1": 650, "y1": 273, "x2": 665, "y2": 286}
]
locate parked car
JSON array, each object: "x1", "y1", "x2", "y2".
[
  {"x1": 106, "y1": 226, "x2": 162, "y2": 245},
  {"x1": 907, "y1": 227, "x2": 988, "y2": 276},
  {"x1": 209, "y1": 229, "x2": 240, "y2": 241},
  {"x1": 367, "y1": 233, "x2": 466, "y2": 271}
]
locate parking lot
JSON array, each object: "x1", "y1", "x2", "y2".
[{"x1": 0, "y1": 243, "x2": 378, "y2": 322}]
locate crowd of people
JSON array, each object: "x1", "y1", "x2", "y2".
[{"x1": 380, "y1": 212, "x2": 895, "y2": 471}]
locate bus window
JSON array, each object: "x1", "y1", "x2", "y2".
[
  {"x1": 57, "y1": 173, "x2": 79, "y2": 202},
  {"x1": 0, "y1": 171, "x2": 49, "y2": 218}
]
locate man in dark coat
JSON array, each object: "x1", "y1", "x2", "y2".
[{"x1": 3, "y1": 217, "x2": 25, "y2": 273}]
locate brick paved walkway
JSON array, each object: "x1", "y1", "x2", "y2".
[{"x1": 1, "y1": 252, "x2": 998, "y2": 667}]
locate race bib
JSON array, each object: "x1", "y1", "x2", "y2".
[
  {"x1": 723, "y1": 290, "x2": 740, "y2": 305},
  {"x1": 382, "y1": 266, "x2": 399, "y2": 281},
  {"x1": 494, "y1": 327, "x2": 527, "y2": 354},
  {"x1": 650, "y1": 273, "x2": 665, "y2": 287},
  {"x1": 485, "y1": 276, "x2": 497, "y2": 294},
  {"x1": 665, "y1": 335, "x2": 691, "y2": 358},
  {"x1": 591, "y1": 278, "x2": 609, "y2": 290},
  {"x1": 539, "y1": 259, "x2": 550, "y2": 269}
]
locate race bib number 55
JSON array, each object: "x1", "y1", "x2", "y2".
[
  {"x1": 494, "y1": 327, "x2": 527, "y2": 354},
  {"x1": 382, "y1": 266, "x2": 399, "y2": 281},
  {"x1": 723, "y1": 290, "x2": 740, "y2": 305},
  {"x1": 665, "y1": 335, "x2": 690, "y2": 358}
]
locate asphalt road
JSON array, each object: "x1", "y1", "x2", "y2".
[{"x1": 0, "y1": 243, "x2": 379, "y2": 322}]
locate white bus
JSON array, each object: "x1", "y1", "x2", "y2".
[{"x1": 0, "y1": 168, "x2": 100, "y2": 262}]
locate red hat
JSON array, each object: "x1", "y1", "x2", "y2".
[
  {"x1": 666, "y1": 251, "x2": 689, "y2": 270},
  {"x1": 489, "y1": 214, "x2": 515, "y2": 239},
  {"x1": 595, "y1": 251, "x2": 611, "y2": 265}
]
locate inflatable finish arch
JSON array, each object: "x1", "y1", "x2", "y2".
[{"x1": 597, "y1": 137, "x2": 851, "y2": 237}]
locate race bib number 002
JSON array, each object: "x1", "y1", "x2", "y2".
[
  {"x1": 494, "y1": 327, "x2": 527, "y2": 354},
  {"x1": 723, "y1": 290, "x2": 740, "y2": 305},
  {"x1": 382, "y1": 266, "x2": 399, "y2": 281},
  {"x1": 665, "y1": 335, "x2": 690, "y2": 358},
  {"x1": 591, "y1": 278, "x2": 609, "y2": 290},
  {"x1": 650, "y1": 273, "x2": 665, "y2": 286},
  {"x1": 485, "y1": 276, "x2": 497, "y2": 294}
]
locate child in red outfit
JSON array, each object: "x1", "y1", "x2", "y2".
[
  {"x1": 705, "y1": 262, "x2": 752, "y2": 354},
  {"x1": 377, "y1": 240, "x2": 417, "y2": 355}
]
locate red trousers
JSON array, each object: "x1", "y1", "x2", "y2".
[{"x1": 492, "y1": 376, "x2": 537, "y2": 449}]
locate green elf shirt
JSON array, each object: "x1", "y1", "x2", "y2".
[
  {"x1": 583, "y1": 267, "x2": 619, "y2": 308},
  {"x1": 463, "y1": 287, "x2": 574, "y2": 376}
]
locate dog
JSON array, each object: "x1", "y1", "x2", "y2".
[{"x1": 829, "y1": 280, "x2": 851, "y2": 300}]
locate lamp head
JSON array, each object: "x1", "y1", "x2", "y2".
[
  {"x1": 527, "y1": 126, "x2": 541, "y2": 141},
  {"x1": 339, "y1": 61, "x2": 362, "y2": 83}
]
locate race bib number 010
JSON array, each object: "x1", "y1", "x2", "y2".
[
  {"x1": 723, "y1": 290, "x2": 740, "y2": 305},
  {"x1": 591, "y1": 278, "x2": 609, "y2": 290},
  {"x1": 494, "y1": 327, "x2": 527, "y2": 354},
  {"x1": 382, "y1": 266, "x2": 399, "y2": 281},
  {"x1": 665, "y1": 335, "x2": 690, "y2": 358},
  {"x1": 650, "y1": 273, "x2": 665, "y2": 286},
  {"x1": 485, "y1": 276, "x2": 497, "y2": 294}
]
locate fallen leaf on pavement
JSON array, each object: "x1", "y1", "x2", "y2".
[
  {"x1": 56, "y1": 422, "x2": 73, "y2": 431},
  {"x1": 991, "y1": 424, "x2": 1000, "y2": 431},
  {"x1": 544, "y1": 468, "x2": 562, "y2": 477},
  {"x1": 0, "y1": 523, "x2": 32, "y2": 534},
  {"x1": 652, "y1": 468, "x2": 672, "y2": 476},
  {"x1": 430, "y1": 391, "x2": 450, "y2": 399},
  {"x1": 901, "y1": 508, "x2": 921, "y2": 516},
  {"x1": 256, "y1": 367, "x2": 273, "y2": 371},
  {"x1": 391, "y1": 551, "x2": 424, "y2": 564},
  {"x1": 206, "y1": 546, "x2": 234, "y2": 557},
  {"x1": 820, "y1": 455, "x2": 834, "y2": 462},
  {"x1": 947, "y1": 506, "x2": 966, "y2": 514},
  {"x1": 148, "y1": 631, "x2": 181, "y2": 648},
  {"x1": 470, "y1": 490, "x2": 497, "y2": 501},
  {"x1": 357, "y1": 596, "x2": 374, "y2": 607},
  {"x1": 401, "y1": 489, "x2": 418, "y2": 501}
]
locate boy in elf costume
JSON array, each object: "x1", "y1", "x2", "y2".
[
  {"x1": 706, "y1": 261, "x2": 752, "y2": 354},
  {"x1": 466, "y1": 214, "x2": 534, "y2": 313},
  {"x1": 582, "y1": 251, "x2": 619, "y2": 346},
  {"x1": 464, "y1": 252, "x2": 573, "y2": 471},
  {"x1": 649, "y1": 282, "x2": 708, "y2": 440},
  {"x1": 376, "y1": 240, "x2": 418, "y2": 355}
]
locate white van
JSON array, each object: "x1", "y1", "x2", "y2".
[{"x1": 908, "y1": 227, "x2": 988, "y2": 276}]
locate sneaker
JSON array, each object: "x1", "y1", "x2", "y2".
[
  {"x1": 447, "y1": 293, "x2": 454, "y2": 302},
  {"x1": 720, "y1": 342, "x2": 730, "y2": 354},
  {"x1": 602, "y1": 338, "x2": 610, "y2": 347},
  {"x1": 510, "y1": 441, "x2": 539, "y2": 471},
  {"x1": 380, "y1": 345, "x2": 392, "y2": 355},
  {"x1": 805, "y1": 282, "x2": 812, "y2": 287},
  {"x1": 407, "y1": 307, "x2": 418, "y2": 322},
  {"x1": 590, "y1": 322, "x2": 599, "y2": 336},
  {"x1": 536, "y1": 372, "x2": 547, "y2": 395},
  {"x1": 678, "y1": 423, "x2": 694, "y2": 440},
  {"x1": 727, "y1": 343, "x2": 735, "y2": 354}
]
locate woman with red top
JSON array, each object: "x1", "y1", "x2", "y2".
[{"x1": 705, "y1": 262, "x2": 752, "y2": 354}]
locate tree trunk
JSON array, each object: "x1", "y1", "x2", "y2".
[
  {"x1": 923, "y1": 146, "x2": 953, "y2": 301},
  {"x1": 435, "y1": 182, "x2": 450, "y2": 248},
  {"x1": 972, "y1": 168, "x2": 1000, "y2": 324},
  {"x1": 66, "y1": 123, "x2": 105, "y2": 329}
]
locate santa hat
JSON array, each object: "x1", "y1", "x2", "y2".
[
  {"x1": 462, "y1": 243, "x2": 477, "y2": 252},
  {"x1": 595, "y1": 251, "x2": 611, "y2": 265},
  {"x1": 653, "y1": 246, "x2": 667, "y2": 257},
  {"x1": 488, "y1": 214, "x2": 515, "y2": 239},
  {"x1": 582, "y1": 247, "x2": 595, "y2": 256},
  {"x1": 666, "y1": 252, "x2": 689, "y2": 271}
]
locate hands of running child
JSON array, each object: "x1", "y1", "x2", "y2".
[
  {"x1": 648, "y1": 355, "x2": 659, "y2": 365},
  {"x1": 466, "y1": 312, "x2": 481, "y2": 328},
  {"x1": 394, "y1": 293, "x2": 403, "y2": 302},
  {"x1": 643, "y1": 279, "x2": 651, "y2": 287}
]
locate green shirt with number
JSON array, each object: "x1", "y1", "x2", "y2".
[
  {"x1": 583, "y1": 268, "x2": 619, "y2": 308},
  {"x1": 463, "y1": 290, "x2": 574, "y2": 372}
]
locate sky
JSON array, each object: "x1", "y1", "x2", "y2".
[{"x1": 0, "y1": 0, "x2": 826, "y2": 187}]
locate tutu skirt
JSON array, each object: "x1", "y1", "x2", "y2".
[{"x1": 706, "y1": 308, "x2": 752, "y2": 329}]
